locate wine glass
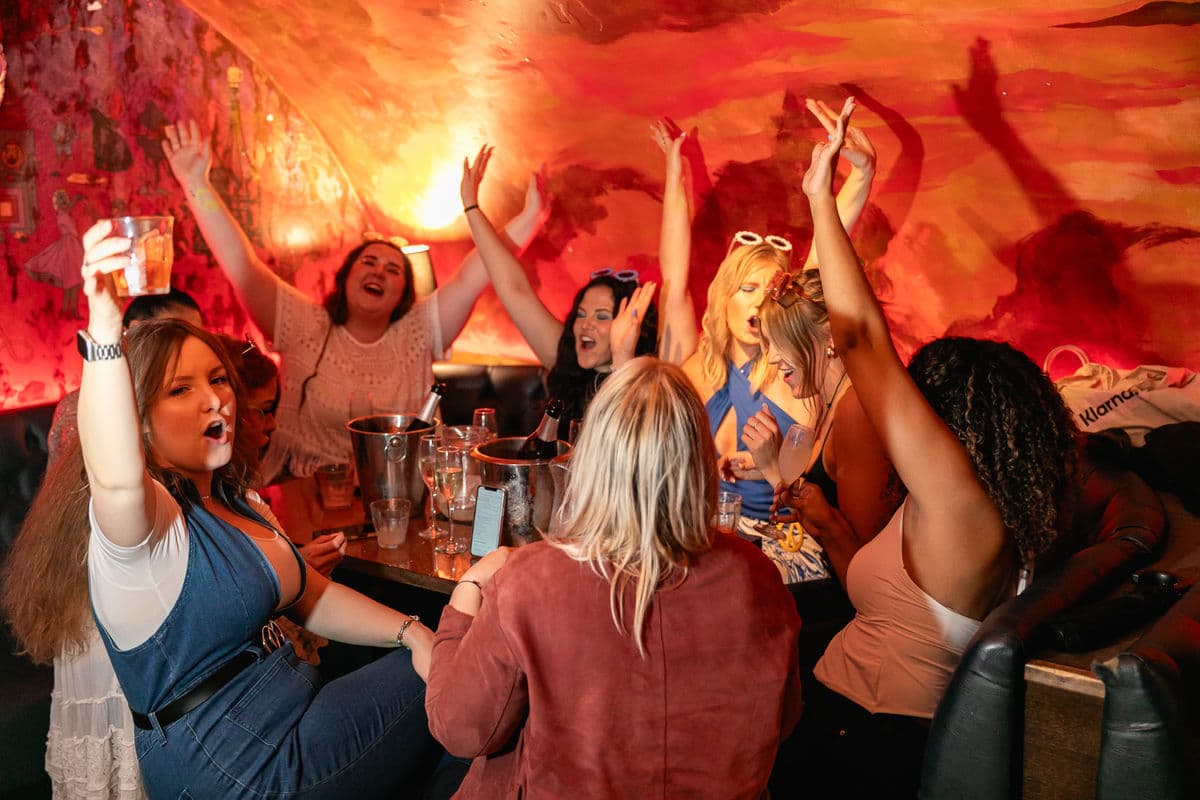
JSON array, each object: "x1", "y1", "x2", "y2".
[
  {"x1": 472, "y1": 407, "x2": 498, "y2": 440},
  {"x1": 435, "y1": 445, "x2": 467, "y2": 518},
  {"x1": 416, "y1": 435, "x2": 446, "y2": 539}
]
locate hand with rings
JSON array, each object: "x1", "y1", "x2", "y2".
[{"x1": 741, "y1": 403, "x2": 782, "y2": 479}]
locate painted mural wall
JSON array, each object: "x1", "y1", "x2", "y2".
[{"x1": 1, "y1": 0, "x2": 1197, "y2": 410}]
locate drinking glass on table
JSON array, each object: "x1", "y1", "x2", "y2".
[
  {"x1": 370, "y1": 498, "x2": 411, "y2": 549},
  {"x1": 714, "y1": 491, "x2": 742, "y2": 535},
  {"x1": 416, "y1": 435, "x2": 447, "y2": 539},
  {"x1": 435, "y1": 496, "x2": 472, "y2": 579},
  {"x1": 434, "y1": 445, "x2": 467, "y2": 519},
  {"x1": 472, "y1": 408, "x2": 498, "y2": 440}
]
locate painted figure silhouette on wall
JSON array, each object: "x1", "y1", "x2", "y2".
[
  {"x1": 946, "y1": 37, "x2": 1199, "y2": 365},
  {"x1": 23, "y1": 189, "x2": 85, "y2": 319}
]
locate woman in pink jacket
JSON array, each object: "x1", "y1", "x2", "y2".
[{"x1": 426, "y1": 358, "x2": 802, "y2": 799}]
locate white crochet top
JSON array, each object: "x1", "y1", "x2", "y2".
[{"x1": 261, "y1": 281, "x2": 443, "y2": 480}]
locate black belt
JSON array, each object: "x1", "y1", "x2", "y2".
[{"x1": 131, "y1": 651, "x2": 258, "y2": 731}]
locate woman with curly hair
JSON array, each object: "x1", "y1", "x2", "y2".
[{"x1": 780, "y1": 97, "x2": 1078, "y2": 798}]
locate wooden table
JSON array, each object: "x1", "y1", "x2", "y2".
[
  {"x1": 1020, "y1": 493, "x2": 1200, "y2": 799},
  {"x1": 260, "y1": 478, "x2": 472, "y2": 596}
]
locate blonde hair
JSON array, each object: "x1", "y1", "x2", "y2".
[
  {"x1": 759, "y1": 269, "x2": 832, "y2": 420},
  {"x1": 696, "y1": 243, "x2": 791, "y2": 392},
  {"x1": 550, "y1": 358, "x2": 718, "y2": 655}
]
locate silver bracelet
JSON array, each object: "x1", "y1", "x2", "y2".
[{"x1": 395, "y1": 615, "x2": 419, "y2": 648}]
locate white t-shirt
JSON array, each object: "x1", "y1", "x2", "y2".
[
  {"x1": 262, "y1": 281, "x2": 444, "y2": 480},
  {"x1": 88, "y1": 481, "x2": 283, "y2": 651}
]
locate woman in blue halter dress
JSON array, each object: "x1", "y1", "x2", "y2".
[{"x1": 654, "y1": 113, "x2": 878, "y2": 582}]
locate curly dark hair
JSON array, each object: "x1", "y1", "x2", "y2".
[
  {"x1": 548, "y1": 275, "x2": 659, "y2": 424},
  {"x1": 907, "y1": 337, "x2": 1079, "y2": 564},
  {"x1": 322, "y1": 240, "x2": 415, "y2": 325}
]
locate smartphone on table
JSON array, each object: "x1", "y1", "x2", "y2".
[{"x1": 470, "y1": 486, "x2": 506, "y2": 558}]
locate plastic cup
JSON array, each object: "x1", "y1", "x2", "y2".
[
  {"x1": 315, "y1": 463, "x2": 355, "y2": 510},
  {"x1": 714, "y1": 491, "x2": 742, "y2": 535},
  {"x1": 370, "y1": 498, "x2": 412, "y2": 549},
  {"x1": 108, "y1": 216, "x2": 174, "y2": 297}
]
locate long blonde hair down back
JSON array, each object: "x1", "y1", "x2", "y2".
[{"x1": 550, "y1": 358, "x2": 718, "y2": 656}]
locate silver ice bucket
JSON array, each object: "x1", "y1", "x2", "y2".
[
  {"x1": 346, "y1": 414, "x2": 430, "y2": 518},
  {"x1": 470, "y1": 437, "x2": 571, "y2": 546}
]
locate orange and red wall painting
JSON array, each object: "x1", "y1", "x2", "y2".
[{"x1": 1, "y1": 1, "x2": 1197, "y2": 409}]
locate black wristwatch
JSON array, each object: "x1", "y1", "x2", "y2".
[{"x1": 76, "y1": 330, "x2": 124, "y2": 362}]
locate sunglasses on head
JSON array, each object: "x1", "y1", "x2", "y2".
[
  {"x1": 589, "y1": 267, "x2": 639, "y2": 284},
  {"x1": 728, "y1": 230, "x2": 793, "y2": 258},
  {"x1": 767, "y1": 270, "x2": 814, "y2": 309},
  {"x1": 240, "y1": 333, "x2": 261, "y2": 357}
]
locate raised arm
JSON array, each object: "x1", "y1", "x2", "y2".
[
  {"x1": 163, "y1": 120, "x2": 282, "y2": 336},
  {"x1": 76, "y1": 221, "x2": 157, "y2": 547},
  {"x1": 458, "y1": 152, "x2": 562, "y2": 365},
  {"x1": 804, "y1": 99, "x2": 993, "y2": 539},
  {"x1": 609, "y1": 281, "x2": 658, "y2": 369},
  {"x1": 802, "y1": 99, "x2": 876, "y2": 271},
  {"x1": 652, "y1": 120, "x2": 697, "y2": 364}
]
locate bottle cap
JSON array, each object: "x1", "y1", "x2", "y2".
[
  {"x1": 545, "y1": 398, "x2": 565, "y2": 418},
  {"x1": 431, "y1": 382, "x2": 447, "y2": 396}
]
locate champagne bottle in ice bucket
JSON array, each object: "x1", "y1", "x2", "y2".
[
  {"x1": 515, "y1": 398, "x2": 564, "y2": 460},
  {"x1": 403, "y1": 382, "x2": 446, "y2": 432}
]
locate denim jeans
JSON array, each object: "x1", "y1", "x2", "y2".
[{"x1": 135, "y1": 644, "x2": 435, "y2": 799}]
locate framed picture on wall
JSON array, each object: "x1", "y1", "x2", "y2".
[{"x1": 0, "y1": 181, "x2": 36, "y2": 236}]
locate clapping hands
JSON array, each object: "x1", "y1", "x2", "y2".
[{"x1": 802, "y1": 96, "x2": 856, "y2": 199}]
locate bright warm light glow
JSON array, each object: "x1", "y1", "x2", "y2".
[
  {"x1": 375, "y1": 126, "x2": 485, "y2": 236},
  {"x1": 280, "y1": 223, "x2": 315, "y2": 250},
  {"x1": 411, "y1": 161, "x2": 467, "y2": 231}
]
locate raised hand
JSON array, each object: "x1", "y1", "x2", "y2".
[
  {"x1": 162, "y1": 119, "x2": 213, "y2": 190},
  {"x1": 521, "y1": 163, "x2": 550, "y2": 222},
  {"x1": 610, "y1": 280, "x2": 658, "y2": 368},
  {"x1": 802, "y1": 96, "x2": 855, "y2": 199},
  {"x1": 651, "y1": 119, "x2": 687, "y2": 188},
  {"x1": 807, "y1": 97, "x2": 876, "y2": 175},
  {"x1": 460, "y1": 144, "x2": 493, "y2": 210},
  {"x1": 79, "y1": 220, "x2": 131, "y2": 337},
  {"x1": 952, "y1": 37, "x2": 1004, "y2": 137}
]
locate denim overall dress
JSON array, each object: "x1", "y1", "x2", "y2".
[{"x1": 94, "y1": 484, "x2": 432, "y2": 798}]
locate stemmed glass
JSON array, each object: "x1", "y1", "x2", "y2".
[
  {"x1": 416, "y1": 434, "x2": 446, "y2": 540},
  {"x1": 472, "y1": 408, "x2": 498, "y2": 440}
]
